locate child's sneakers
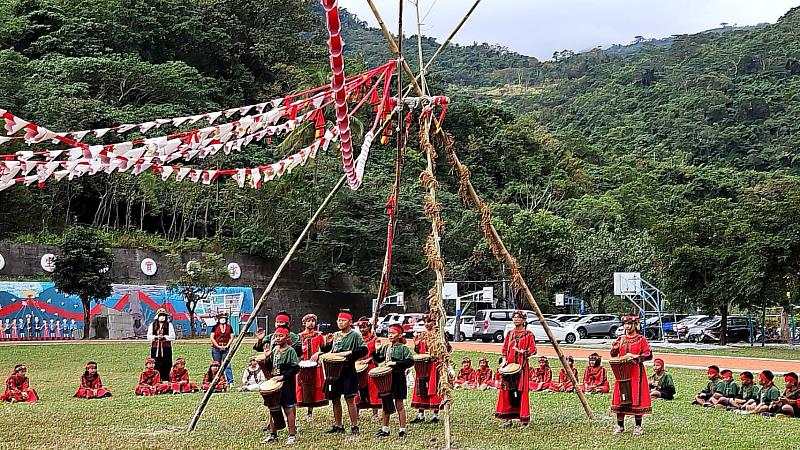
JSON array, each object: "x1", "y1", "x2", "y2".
[
  {"x1": 633, "y1": 426, "x2": 644, "y2": 436},
  {"x1": 262, "y1": 433, "x2": 278, "y2": 443},
  {"x1": 613, "y1": 425, "x2": 624, "y2": 434},
  {"x1": 286, "y1": 435, "x2": 297, "y2": 445}
]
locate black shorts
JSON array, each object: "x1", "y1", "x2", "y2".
[
  {"x1": 388, "y1": 368, "x2": 408, "y2": 400},
  {"x1": 326, "y1": 367, "x2": 358, "y2": 399}
]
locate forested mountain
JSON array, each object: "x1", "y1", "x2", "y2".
[{"x1": 2, "y1": 0, "x2": 800, "y2": 324}]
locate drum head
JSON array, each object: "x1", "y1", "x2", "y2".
[
  {"x1": 499, "y1": 363, "x2": 522, "y2": 375},
  {"x1": 413, "y1": 353, "x2": 431, "y2": 361},
  {"x1": 368, "y1": 366, "x2": 392, "y2": 377},
  {"x1": 321, "y1": 353, "x2": 346, "y2": 363},
  {"x1": 355, "y1": 360, "x2": 369, "y2": 373},
  {"x1": 259, "y1": 378, "x2": 283, "y2": 393},
  {"x1": 299, "y1": 360, "x2": 318, "y2": 369}
]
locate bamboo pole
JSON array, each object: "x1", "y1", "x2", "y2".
[
  {"x1": 187, "y1": 174, "x2": 348, "y2": 431},
  {"x1": 364, "y1": 0, "x2": 594, "y2": 419},
  {"x1": 420, "y1": 115, "x2": 453, "y2": 449},
  {"x1": 411, "y1": 0, "x2": 481, "y2": 92},
  {"x1": 368, "y1": 5, "x2": 405, "y2": 330},
  {"x1": 443, "y1": 146, "x2": 593, "y2": 419}
]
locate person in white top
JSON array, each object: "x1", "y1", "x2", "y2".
[
  {"x1": 239, "y1": 356, "x2": 266, "y2": 392},
  {"x1": 146, "y1": 308, "x2": 176, "y2": 381}
]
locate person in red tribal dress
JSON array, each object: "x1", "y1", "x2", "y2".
[
  {"x1": 135, "y1": 358, "x2": 170, "y2": 396},
  {"x1": 455, "y1": 357, "x2": 476, "y2": 388},
  {"x1": 355, "y1": 317, "x2": 381, "y2": 420},
  {"x1": 1, "y1": 365, "x2": 38, "y2": 403},
  {"x1": 580, "y1": 353, "x2": 610, "y2": 394},
  {"x1": 201, "y1": 361, "x2": 228, "y2": 392},
  {"x1": 529, "y1": 356, "x2": 553, "y2": 391},
  {"x1": 496, "y1": 310, "x2": 536, "y2": 427},
  {"x1": 74, "y1": 361, "x2": 112, "y2": 399},
  {"x1": 410, "y1": 314, "x2": 449, "y2": 424},
  {"x1": 296, "y1": 313, "x2": 328, "y2": 422},
  {"x1": 610, "y1": 315, "x2": 652, "y2": 436},
  {"x1": 169, "y1": 358, "x2": 199, "y2": 394},
  {"x1": 549, "y1": 355, "x2": 579, "y2": 392},
  {"x1": 472, "y1": 357, "x2": 495, "y2": 389}
]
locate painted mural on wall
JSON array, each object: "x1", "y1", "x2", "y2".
[{"x1": 0, "y1": 281, "x2": 254, "y2": 338}]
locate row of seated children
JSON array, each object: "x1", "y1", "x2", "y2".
[
  {"x1": 529, "y1": 354, "x2": 611, "y2": 393},
  {"x1": 136, "y1": 357, "x2": 224, "y2": 396},
  {"x1": 4, "y1": 356, "x2": 265, "y2": 403},
  {"x1": 693, "y1": 366, "x2": 800, "y2": 417},
  {"x1": 454, "y1": 357, "x2": 497, "y2": 389}
]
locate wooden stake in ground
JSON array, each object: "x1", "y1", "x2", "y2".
[
  {"x1": 187, "y1": 175, "x2": 347, "y2": 432},
  {"x1": 364, "y1": 0, "x2": 593, "y2": 419}
]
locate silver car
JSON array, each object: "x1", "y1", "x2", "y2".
[
  {"x1": 473, "y1": 309, "x2": 534, "y2": 343},
  {"x1": 564, "y1": 314, "x2": 620, "y2": 339}
]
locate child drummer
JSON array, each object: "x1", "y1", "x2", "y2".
[
  {"x1": 319, "y1": 310, "x2": 368, "y2": 435},
  {"x1": 262, "y1": 326, "x2": 300, "y2": 445},
  {"x1": 372, "y1": 324, "x2": 415, "y2": 438}
]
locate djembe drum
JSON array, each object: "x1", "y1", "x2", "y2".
[
  {"x1": 610, "y1": 358, "x2": 634, "y2": 405},
  {"x1": 369, "y1": 365, "x2": 395, "y2": 414},
  {"x1": 355, "y1": 360, "x2": 370, "y2": 389},
  {"x1": 320, "y1": 353, "x2": 347, "y2": 382},
  {"x1": 259, "y1": 378, "x2": 286, "y2": 430},
  {"x1": 413, "y1": 353, "x2": 432, "y2": 393},
  {"x1": 298, "y1": 360, "x2": 318, "y2": 404},
  {"x1": 499, "y1": 363, "x2": 523, "y2": 407}
]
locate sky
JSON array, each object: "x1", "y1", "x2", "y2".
[{"x1": 338, "y1": 0, "x2": 800, "y2": 60}]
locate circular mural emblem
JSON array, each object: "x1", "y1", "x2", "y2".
[{"x1": 140, "y1": 258, "x2": 158, "y2": 276}]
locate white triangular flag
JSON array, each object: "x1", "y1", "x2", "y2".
[
  {"x1": 94, "y1": 128, "x2": 111, "y2": 138},
  {"x1": 233, "y1": 169, "x2": 247, "y2": 188},
  {"x1": 201, "y1": 170, "x2": 218, "y2": 185},
  {"x1": 160, "y1": 165, "x2": 174, "y2": 181},
  {"x1": 175, "y1": 167, "x2": 191, "y2": 182}
]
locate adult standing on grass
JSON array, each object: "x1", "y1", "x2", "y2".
[
  {"x1": 210, "y1": 312, "x2": 234, "y2": 387},
  {"x1": 147, "y1": 308, "x2": 175, "y2": 381},
  {"x1": 495, "y1": 310, "x2": 535, "y2": 428},
  {"x1": 610, "y1": 315, "x2": 652, "y2": 436}
]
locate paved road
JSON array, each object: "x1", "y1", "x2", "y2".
[{"x1": 451, "y1": 342, "x2": 800, "y2": 373}]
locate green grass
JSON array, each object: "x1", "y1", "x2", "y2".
[{"x1": 0, "y1": 343, "x2": 799, "y2": 449}]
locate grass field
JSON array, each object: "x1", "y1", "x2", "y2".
[{"x1": 0, "y1": 342, "x2": 798, "y2": 450}]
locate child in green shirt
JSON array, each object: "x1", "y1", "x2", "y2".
[
  {"x1": 744, "y1": 370, "x2": 780, "y2": 414},
  {"x1": 709, "y1": 369, "x2": 739, "y2": 407},
  {"x1": 727, "y1": 371, "x2": 759, "y2": 410},
  {"x1": 693, "y1": 365, "x2": 723, "y2": 406},
  {"x1": 373, "y1": 324, "x2": 415, "y2": 438}
]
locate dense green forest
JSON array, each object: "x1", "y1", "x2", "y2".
[{"x1": 2, "y1": 0, "x2": 800, "y2": 324}]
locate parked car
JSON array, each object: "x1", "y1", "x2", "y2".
[
  {"x1": 401, "y1": 313, "x2": 425, "y2": 337},
  {"x1": 696, "y1": 316, "x2": 754, "y2": 343},
  {"x1": 685, "y1": 316, "x2": 720, "y2": 342},
  {"x1": 444, "y1": 316, "x2": 475, "y2": 341},
  {"x1": 672, "y1": 315, "x2": 710, "y2": 340},
  {"x1": 474, "y1": 309, "x2": 534, "y2": 343},
  {"x1": 552, "y1": 314, "x2": 582, "y2": 324},
  {"x1": 564, "y1": 314, "x2": 620, "y2": 339},
  {"x1": 504, "y1": 318, "x2": 580, "y2": 344},
  {"x1": 614, "y1": 314, "x2": 689, "y2": 340}
]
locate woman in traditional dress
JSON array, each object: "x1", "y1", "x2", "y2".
[
  {"x1": 147, "y1": 308, "x2": 175, "y2": 382},
  {"x1": 495, "y1": 310, "x2": 535, "y2": 428},
  {"x1": 610, "y1": 315, "x2": 652, "y2": 435}
]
